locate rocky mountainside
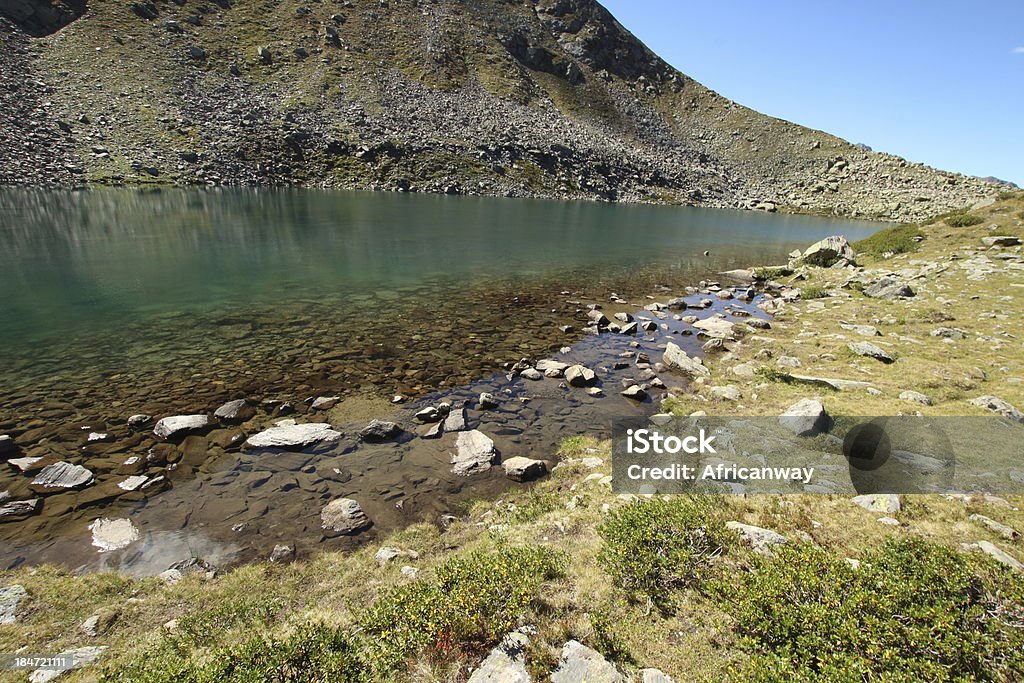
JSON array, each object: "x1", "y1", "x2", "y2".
[{"x1": 0, "y1": 0, "x2": 1004, "y2": 220}]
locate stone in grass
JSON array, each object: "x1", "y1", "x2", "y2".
[
  {"x1": 320, "y1": 498, "x2": 372, "y2": 535},
  {"x1": 969, "y1": 396, "x2": 1024, "y2": 422},
  {"x1": 502, "y1": 456, "x2": 548, "y2": 482},
  {"x1": 726, "y1": 521, "x2": 789, "y2": 555},
  {"x1": 452, "y1": 430, "x2": 499, "y2": 476},
  {"x1": 29, "y1": 646, "x2": 106, "y2": 683},
  {"x1": 899, "y1": 390, "x2": 933, "y2": 406},
  {"x1": 550, "y1": 640, "x2": 626, "y2": 683},
  {"x1": 640, "y1": 669, "x2": 676, "y2": 683},
  {"x1": 863, "y1": 277, "x2": 915, "y2": 300},
  {"x1": 852, "y1": 493, "x2": 901, "y2": 513},
  {"x1": 970, "y1": 514, "x2": 1020, "y2": 541},
  {"x1": 778, "y1": 399, "x2": 830, "y2": 436},
  {"x1": 468, "y1": 631, "x2": 531, "y2": 683},
  {"x1": 962, "y1": 540, "x2": 1024, "y2": 572},
  {"x1": 848, "y1": 341, "x2": 895, "y2": 364},
  {"x1": 1, "y1": 584, "x2": 27, "y2": 625}
]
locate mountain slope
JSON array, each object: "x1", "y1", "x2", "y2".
[{"x1": 0, "y1": 0, "x2": 1001, "y2": 220}]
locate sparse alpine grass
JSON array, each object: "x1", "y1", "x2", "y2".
[
  {"x1": 716, "y1": 538, "x2": 1024, "y2": 682},
  {"x1": 597, "y1": 496, "x2": 727, "y2": 608},
  {"x1": 943, "y1": 211, "x2": 985, "y2": 227}
]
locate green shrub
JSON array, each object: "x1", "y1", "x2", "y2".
[
  {"x1": 944, "y1": 212, "x2": 984, "y2": 227},
  {"x1": 597, "y1": 497, "x2": 727, "y2": 607},
  {"x1": 716, "y1": 538, "x2": 1024, "y2": 682},
  {"x1": 359, "y1": 545, "x2": 563, "y2": 671},
  {"x1": 853, "y1": 224, "x2": 924, "y2": 256},
  {"x1": 799, "y1": 285, "x2": 828, "y2": 300},
  {"x1": 103, "y1": 623, "x2": 370, "y2": 683},
  {"x1": 997, "y1": 190, "x2": 1019, "y2": 201},
  {"x1": 511, "y1": 490, "x2": 561, "y2": 523}
]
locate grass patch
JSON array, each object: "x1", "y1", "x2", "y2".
[
  {"x1": 716, "y1": 538, "x2": 1024, "y2": 682},
  {"x1": 799, "y1": 285, "x2": 828, "y2": 300},
  {"x1": 359, "y1": 544, "x2": 563, "y2": 671},
  {"x1": 944, "y1": 212, "x2": 985, "y2": 227},
  {"x1": 597, "y1": 497, "x2": 727, "y2": 609},
  {"x1": 753, "y1": 266, "x2": 791, "y2": 281},
  {"x1": 854, "y1": 223, "x2": 924, "y2": 256}
]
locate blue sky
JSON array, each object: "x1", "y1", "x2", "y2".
[{"x1": 601, "y1": 1, "x2": 1023, "y2": 186}]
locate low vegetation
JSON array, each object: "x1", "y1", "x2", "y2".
[
  {"x1": 853, "y1": 222, "x2": 924, "y2": 256},
  {"x1": 943, "y1": 211, "x2": 985, "y2": 227}
]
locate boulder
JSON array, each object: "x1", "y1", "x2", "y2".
[
  {"x1": 502, "y1": 456, "x2": 548, "y2": 482},
  {"x1": 726, "y1": 521, "x2": 789, "y2": 554},
  {"x1": 587, "y1": 309, "x2": 610, "y2": 326},
  {"x1": 320, "y1": 498, "x2": 372, "y2": 535},
  {"x1": 536, "y1": 359, "x2": 569, "y2": 377},
  {"x1": 692, "y1": 317, "x2": 735, "y2": 339},
  {"x1": 799, "y1": 235, "x2": 856, "y2": 267},
  {"x1": 88, "y1": 518, "x2": 140, "y2": 552},
  {"x1": 1, "y1": 584, "x2": 27, "y2": 625},
  {"x1": 982, "y1": 236, "x2": 1021, "y2": 247},
  {"x1": 452, "y1": 430, "x2": 499, "y2": 476},
  {"x1": 662, "y1": 343, "x2": 710, "y2": 378},
  {"x1": 443, "y1": 407, "x2": 468, "y2": 433},
  {"x1": 31, "y1": 462, "x2": 94, "y2": 492},
  {"x1": 565, "y1": 365, "x2": 597, "y2": 387},
  {"x1": 550, "y1": 640, "x2": 625, "y2": 683},
  {"x1": 863, "y1": 277, "x2": 915, "y2": 300},
  {"x1": 969, "y1": 396, "x2": 1024, "y2": 422},
  {"x1": 479, "y1": 392, "x2": 500, "y2": 410},
  {"x1": 153, "y1": 414, "x2": 211, "y2": 440},
  {"x1": 621, "y1": 385, "x2": 648, "y2": 401},
  {"x1": 245, "y1": 423, "x2": 342, "y2": 450},
  {"x1": 899, "y1": 390, "x2": 933, "y2": 406},
  {"x1": 468, "y1": 631, "x2": 531, "y2": 683},
  {"x1": 852, "y1": 494, "x2": 901, "y2": 513},
  {"x1": 360, "y1": 419, "x2": 402, "y2": 442},
  {"x1": 779, "y1": 399, "x2": 830, "y2": 436},
  {"x1": 520, "y1": 368, "x2": 544, "y2": 381},
  {"x1": 848, "y1": 341, "x2": 895, "y2": 363},
  {"x1": 28, "y1": 646, "x2": 106, "y2": 683}
]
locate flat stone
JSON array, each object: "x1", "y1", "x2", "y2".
[
  {"x1": 311, "y1": 396, "x2": 341, "y2": 410},
  {"x1": 320, "y1": 498, "x2": 372, "y2": 535},
  {"x1": 117, "y1": 475, "x2": 149, "y2": 492},
  {"x1": 692, "y1": 317, "x2": 735, "y2": 339},
  {"x1": 245, "y1": 423, "x2": 342, "y2": 450},
  {"x1": 930, "y1": 326, "x2": 968, "y2": 340},
  {"x1": 848, "y1": 341, "x2": 895, "y2": 363},
  {"x1": 7, "y1": 456, "x2": 44, "y2": 473},
  {"x1": 469, "y1": 631, "x2": 531, "y2": 683},
  {"x1": 899, "y1": 390, "x2": 932, "y2": 406},
  {"x1": 502, "y1": 456, "x2": 548, "y2": 482},
  {"x1": 565, "y1": 365, "x2": 598, "y2": 387},
  {"x1": 520, "y1": 367, "x2": 544, "y2": 381},
  {"x1": 31, "y1": 462, "x2": 94, "y2": 492},
  {"x1": 452, "y1": 430, "x2": 499, "y2": 476},
  {"x1": 864, "y1": 277, "x2": 915, "y2": 300},
  {"x1": 970, "y1": 514, "x2": 1020, "y2": 540},
  {"x1": 443, "y1": 407, "x2": 468, "y2": 432},
  {"x1": 214, "y1": 399, "x2": 254, "y2": 422},
  {"x1": 964, "y1": 540, "x2": 1024, "y2": 572},
  {"x1": 415, "y1": 406, "x2": 442, "y2": 423},
  {"x1": 29, "y1": 646, "x2": 106, "y2": 683},
  {"x1": 153, "y1": 414, "x2": 211, "y2": 440},
  {"x1": 662, "y1": 342, "x2": 710, "y2": 378},
  {"x1": 779, "y1": 399, "x2": 829, "y2": 436},
  {"x1": 969, "y1": 396, "x2": 1024, "y2": 422},
  {"x1": 88, "y1": 518, "x2": 140, "y2": 552},
  {"x1": 840, "y1": 323, "x2": 881, "y2": 337},
  {"x1": 726, "y1": 521, "x2": 789, "y2": 554},
  {"x1": 126, "y1": 414, "x2": 151, "y2": 427},
  {"x1": 788, "y1": 374, "x2": 873, "y2": 391},
  {"x1": 0, "y1": 498, "x2": 41, "y2": 521},
  {"x1": 360, "y1": 419, "x2": 402, "y2": 442},
  {"x1": 621, "y1": 385, "x2": 648, "y2": 401},
  {"x1": 536, "y1": 359, "x2": 569, "y2": 377},
  {"x1": 375, "y1": 546, "x2": 404, "y2": 564},
  {"x1": 852, "y1": 494, "x2": 901, "y2": 513},
  {"x1": 1, "y1": 584, "x2": 27, "y2": 625},
  {"x1": 982, "y1": 236, "x2": 1021, "y2": 247},
  {"x1": 710, "y1": 385, "x2": 741, "y2": 401},
  {"x1": 640, "y1": 669, "x2": 675, "y2": 683},
  {"x1": 550, "y1": 640, "x2": 624, "y2": 683}
]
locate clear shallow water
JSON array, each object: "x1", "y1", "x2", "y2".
[{"x1": 0, "y1": 188, "x2": 886, "y2": 571}]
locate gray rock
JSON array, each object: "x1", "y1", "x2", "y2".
[
  {"x1": 692, "y1": 317, "x2": 735, "y2": 339},
  {"x1": 982, "y1": 236, "x2": 1021, "y2": 247},
  {"x1": 550, "y1": 640, "x2": 624, "y2": 683},
  {"x1": 702, "y1": 338, "x2": 727, "y2": 353},
  {"x1": 311, "y1": 396, "x2": 341, "y2": 410},
  {"x1": 726, "y1": 521, "x2": 789, "y2": 554},
  {"x1": 269, "y1": 545, "x2": 295, "y2": 562},
  {"x1": 587, "y1": 309, "x2": 610, "y2": 326},
  {"x1": 930, "y1": 326, "x2": 968, "y2": 340},
  {"x1": 565, "y1": 365, "x2": 598, "y2": 387},
  {"x1": 1, "y1": 584, "x2": 27, "y2": 625},
  {"x1": 375, "y1": 546, "x2": 404, "y2": 564},
  {"x1": 840, "y1": 323, "x2": 880, "y2": 337},
  {"x1": 899, "y1": 390, "x2": 932, "y2": 406},
  {"x1": 117, "y1": 475, "x2": 149, "y2": 492},
  {"x1": 320, "y1": 498, "x2": 372, "y2": 534},
  {"x1": 640, "y1": 669, "x2": 675, "y2": 683},
  {"x1": 452, "y1": 430, "x2": 499, "y2": 476},
  {"x1": 360, "y1": 419, "x2": 402, "y2": 442},
  {"x1": 479, "y1": 392, "x2": 500, "y2": 410},
  {"x1": 153, "y1": 414, "x2": 211, "y2": 440},
  {"x1": 613, "y1": 312, "x2": 633, "y2": 323},
  {"x1": 710, "y1": 385, "x2": 741, "y2": 401},
  {"x1": 848, "y1": 341, "x2": 895, "y2": 363},
  {"x1": 864, "y1": 277, "x2": 915, "y2": 300},
  {"x1": 970, "y1": 514, "x2": 1020, "y2": 541},
  {"x1": 28, "y1": 646, "x2": 106, "y2": 683},
  {"x1": 520, "y1": 367, "x2": 544, "y2": 380},
  {"x1": 662, "y1": 342, "x2": 710, "y2": 378},
  {"x1": 536, "y1": 359, "x2": 569, "y2": 377},
  {"x1": 618, "y1": 322, "x2": 639, "y2": 335},
  {"x1": 88, "y1": 518, "x2": 140, "y2": 552},
  {"x1": 745, "y1": 317, "x2": 771, "y2": 330},
  {"x1": 852, "y1": 494, "x2": 901, "y2": 513},
  {"x1": 666, "y1": 297, "x2": 688, "y2": 310},
  {"x1": 621, "y1": 385, "x2": 648, "y2": 401},
  {"x1": 31, "y1": 462, "x2": 94, "y2": 492},
  {"x1": 800, "y1": 235, "x2": 856, "y2": 267},
  {"x1": 126, "y1": 414, "x2": 151, "y2": 428},
  {"x1": 779, "y1": 399, "x2": 829, "y2": 436},
  {"x1": 0, "y1": 498, "x2": 42, "y2": 520},
  {"x1": 502, "y1": 456, "x2": 548, "y2": 482},
  {"x1": 214, "y1": 399, "x2": 253, "y2": 423},
  {"x1": 443, "y1": 407, "x2": 468, "y2": 432},
  {"x1": 415, "y1": 406, "x2": 442, "y2": 423},
  {"x1": 469, "y1": 631, "x2": 531, "y2": 683},
  {"x1": 963, "y1": 540, "x2": 1024, "y2": 572},
  {"x1": 969, "y1": 396, "x2": 1024, "y2": 422},
  {"x1": 245, "y1": 423, "x2": 342, "y2": 450}
]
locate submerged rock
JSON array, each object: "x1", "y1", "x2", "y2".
[
  {"x1": 88, "y1": 518, "x2": 140, "y2": 552},
  {"x1": 360, "y1": 420, "x2": 402, "y2": 442},
  {"x1": 452, "y1": 430, "x2": 499, "y2": 476},
  {"x1": 153, "y1": 414, "x2": 211, "y2": 440},
  {"x1": 31, "y1": 462, "x2": 94, "y2": 492},
  {"x1": 0, "y1": 435, "x2": 16, "y2": 457},
  {"x1": 479, "y1": 392, "x2": 500, "y2": 410},
  {"x1": 245, "y1": 423, "x2": 342, "y2": 450},
  {"x1": 214, "y1": 399, "x2": 254, "y2": 423},
  {"x1": 320, "y1": 498, "x2": 372, "y2": 535}
]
